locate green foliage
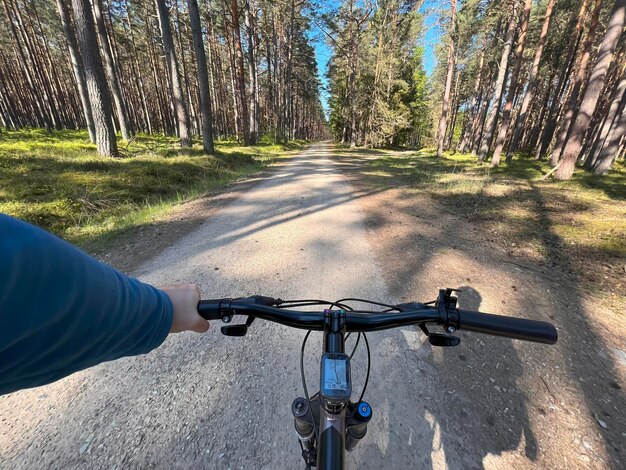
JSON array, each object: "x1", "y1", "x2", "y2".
[
  {"x1": 326, "y1": 0, "x2": 432, "y2": 147},
  {"x1": 0, "y1": 129, "x2": 303, "y2": 244},
  {"x1": 403, "y1": 46, "x2": 432, "y2": 147}
]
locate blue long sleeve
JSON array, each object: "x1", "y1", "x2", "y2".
[{"x1": 0, "y1": 214, "x2": 173, "y2": 395}]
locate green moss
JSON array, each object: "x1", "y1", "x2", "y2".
[{"x1": 0, "y1": 129, "x2": 304, "y2": 245}]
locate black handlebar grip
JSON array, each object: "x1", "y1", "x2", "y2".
[
  {"x1": 458, "y1": 310, "x2": 558, "y2": 345},
  {"x1": 197, "y1": 300, "x2": 223, "y2": 320}
]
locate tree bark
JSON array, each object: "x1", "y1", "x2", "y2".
[
  {"x1": 507, "y1": 0, "x2": 556, "y2": 157},
  {"x1": 550, "y1": 0, "x2": 602, "y2": 165},
  {"x1": 144, "y1": 0, "x2": 171, "y2": 134},
  {"x1": 11, "y1": 0, "x2": 62, "y2": 129},
  {"x1": 459, "y1": 44, "x2": 485, "y2": 153},
  {"x1": 490, "y1": 0, "x2": 531, "y2": 166},
  {"x1": 71, "y1": 0, "x2": 118, "y2": 156},
  {"x1": 585, "y1": 62, "x2": 626, "y2": 169},
  {"x1": 92, "y1": 0, "x2": 131, "y2": 140},
  {"x1": 2, "y1": 0, "x2": 53, "y2": 129},
  {"x1": 471, "y1": 78, "x2": 494, "y2": 155},
  {"x1": 244, "y1": 0, "x2": 259, "y2": 143},
  {"x1": 555, "y1": 0, "x2": 626, "y2": 180},
  {"x1": 188, "y1": 0, "x2": 214, "y2": 153},
  {"x1": 446, "y1": 67, "x2": 461, "y2": 149},
  {"x1": 436, "y1": 0, "x2": 456, "y2": 157},
  {"x1": 55, "y1": 0, "x2": 96, "y2": 142},
  {"x1": 477, "y1": 7, "x2": 517, "y2": 162},
  {"x1": 155, "y1": 0, "x2": 192, "y2": 146},
  {"x1": 122, "y1": 0, "x2": 152, "y2": 134},
  {"x1": 592, "y1": 93, "x2": 625, "y2": 174},
  {"x1": 229, "y1": 0, "x2": 251, "y2": 145},
  {"x1": 174, "y1": 4, "x2": 199, "y2": 136}
]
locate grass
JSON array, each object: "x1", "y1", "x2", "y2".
[
  {"x1": 0, "y1": 129, "x2": 305, "y2": 246},
  {"x1": 336, "y1": 145, "x2": 626, "y2": 307}
]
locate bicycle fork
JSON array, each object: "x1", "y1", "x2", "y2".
[{"x1": 292, "y1": 396, "x2": 373, "y2": 469}]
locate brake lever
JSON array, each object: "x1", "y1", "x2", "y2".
[
  {"x1": 397, "y1": 291, "x2": 462, "y2": 347},
  {"x1": 221, "y1": 315, "x2": 256, "y2": 337},
  {"x1": 417, "y1": 323, "x2": 461, "y2": 347}
]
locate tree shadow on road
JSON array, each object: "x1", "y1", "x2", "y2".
[
  {"x1": 349, "y1": 154, "x2": 625, "y2": 467},
  {"x1": 421, "y1": 286, "x2": 538, "y2": 469}
]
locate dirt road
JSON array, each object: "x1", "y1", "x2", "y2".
[{"x1": 1, "y1": 142, "x2": 623, "y2": 469}]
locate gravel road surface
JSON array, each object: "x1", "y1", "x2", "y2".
[{"x1": 1, "y1": 143, "x2": 617, "y2": 469}]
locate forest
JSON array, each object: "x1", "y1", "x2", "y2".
[
  {"x1": 0, "y1": 0, "x2": 328, "y2": 154},
  {"x1": 326, "y1": 0, "x2": 625, "y2": 179},
  {"x1": 0, "y1": 0, "x2": 624, "y2": 178}
]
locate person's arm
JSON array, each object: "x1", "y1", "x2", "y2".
[{"x1": 0, "y1": 214, "x2": 208, "y2": 395}]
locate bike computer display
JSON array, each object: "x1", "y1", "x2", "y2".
[{"x1": 320, "y1": 353, "x2": 351, "y2": 404}]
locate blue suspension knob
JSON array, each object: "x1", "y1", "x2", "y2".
[{"x1": 356, "y1": 401, "x2": 372, "y2": 419}]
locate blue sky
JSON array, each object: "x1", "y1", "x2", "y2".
[{"x1": 309, "y1": 0, "x2": 443, "y2": 115}]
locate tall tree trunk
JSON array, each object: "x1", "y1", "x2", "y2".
[
  {"x1": 244, "y1": 0, "x2": 259, "y2": 143},
  {"x1": 2, "y1": 0, "x2": 53, "y2": 129},
  {"x1": 446, "y1": 67, "x2": 461, "y2": 149},
  {"x1": 490, "y1": 0, "x2": 531, "y2": 166},
  {"x1": 11, "y1": 0, "x2": 62, "y2": 130},
  {"x1": 264, "y1": 11, "x2": 274, "y2": 134},
  {"x1": 30, "y1": 0, "x2": 73, "y2": 127},
  {"x1": 536, "y1": 59, "x2": 574, "y2": 159},
  {"x1": 155, "y1": 0, "x2": 192, "y2": 146},
  {"x1": 230, "y1": 0, "x2": 250, "y2": 145},
  {"x1": 122, "y1": 0, "x2": 152, "y2": 134},
  {"x1": 71, "y1": 0, "x2": 118, "y2": 156},
  {"x1": 145, "y1": 0, "x2": 170, "y2": 134},
  {"x1": 175, "y1": 3, "x2": 199, "y2": 136},
  {"x1": 436, "y1": 0, "x2": 456, "y2": 157},
  {"x1": 592, "y1": 98, "x2": 625, "y2": 173},
  {"x1": 555, "y1": 0, "x2": 626, "y2": 180},
  {"x1": 459, "y1": 44, "x2": 485, "y2": 152},
  {"x1": 271, "y1": 9, "x2": 282, "y2": 141},
  {"x1": 477, "y1": 7, "x2": 517, "y2": 162},
  {"x1": 92, "y1": 0, "x2": 131, "y2": 140},
  {"x1": 507, "y1": 0, "x2": 556, "y2": 157},
  {"x1": 0, "y1": 58, "x2": 21, "y2": 128},
  {"x1": 527, "y1": 71, "x2": 555, "y2": 151},
  {"x1": 223, "y1": 12, "x2": 241, "y2": 139},
  {"x1": 471, "y1": 79, "x2": 494, "y2": 155},
  {"x1": 222, "y1": 6, "x2": 241, "y2": 139},
  {"x1": 550, "y1": 0, "x2": 602, "y2": 165},
  {"x1": 285, "y1": 0, "x2": 297, "y2": 143},
  {"x1": 585, "y1": 63, "x2": 626, "y2": 168},
  {"x1": 55, "y1": 0, "x2": 96, "y2": 142},
  {"x1": 188, "y1": 0, "x2": 214, "y2": 153}
]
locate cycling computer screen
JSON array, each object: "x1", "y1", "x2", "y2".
[{"x1": 320, "y1": 353, "x2": 351, "y2": 403}]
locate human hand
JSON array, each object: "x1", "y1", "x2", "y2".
[{"x1": 158, "y1": 284, "x2": 209, "y2": 333}]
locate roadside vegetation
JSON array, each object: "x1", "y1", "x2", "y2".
[
  {"x1": 337, "y1": 146, "x2": 626, "y2": 312},
  {"x1": 0, "y1": 129, "x2": 304, "y2": 245}
]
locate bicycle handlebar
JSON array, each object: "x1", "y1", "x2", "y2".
[
  {"x1": 197, "y1": 298, "x2": 557, "y2": 345},
  {"x1": 458, "y1": 309, "x2": 557, "y2": 343}
]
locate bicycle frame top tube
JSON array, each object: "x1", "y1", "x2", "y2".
[{"x1": 318, "y1": 310, "x2": 348, "y2": 470}]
